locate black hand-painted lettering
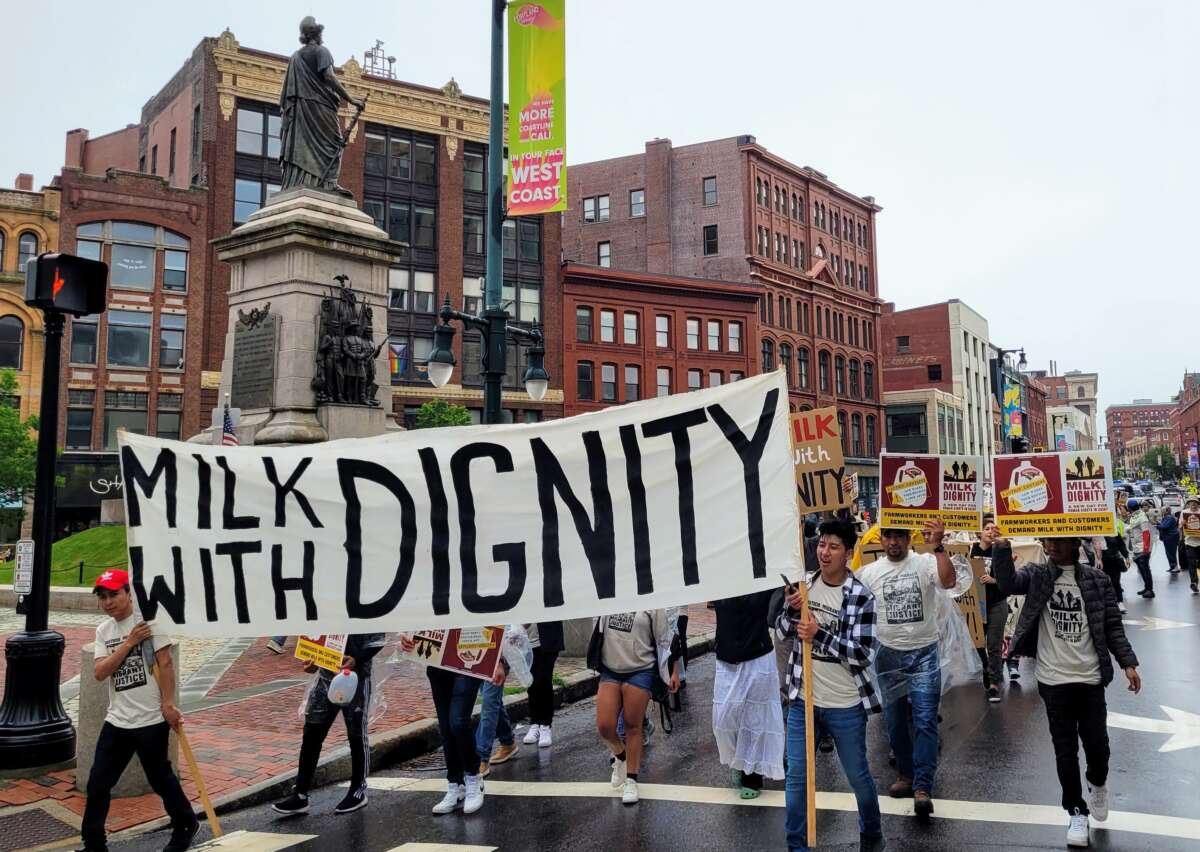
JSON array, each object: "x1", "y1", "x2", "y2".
[
  {"x1": 130, "y1": 545, "x2": 185, "y2": 623},
  {"x1": 452, "y1": 443, "x2": 527, "y2": 613},
  {"x1": 641, "y1": 407, "x2": 708, "y2": 585},
  {"x1": 338, "y1": 458, "x2": 417, "y2": 619},
  {"x1": 121, "y1": 446, "x2": 177, "y2": 528},
  {"x1": 193, "y1": 455, "x2": 211, "y2": 530},
  {"x1": 618, "y1": 424, "x2": 653, "y2": 595},
  {"x1": 263, "y1": 457, "x2": 322, "y2": 529},
  {"x1": 271, "y1": 541, "x2": 317, "y2": 620},
  {"x1": 419, "y1": 448, "x2": 452, "y2": 616},
  {"x1": 214, "y1": 541, "x2": 260, "y2": 623},
  {"x1": 216, "y1": 456, "x2": 260, "y2": 530},
  {"x1": 198, "y1": 548, "x2": 218, "y2": 622}
]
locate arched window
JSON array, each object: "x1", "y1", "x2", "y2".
[
  {"x1": 756, "y1": 177, "x2": 762, "y2": 205},
  {"x1": 849, "y1": 359, "x2": 860, "y2": 398},
  {"x1": 17, "y1": 232, "x2": 38, "y2": 272},
  {"x1": 780, "y1": 342, "x2": 793, "y2": 387},
  {"x1": 0, "y1": 232, "x2": 5, "y2": 271},
  {"x1": 819, "y1": 351, "x2": 830, "y2": 393},
  {"x1": 1076, "y1": 387, "x2": 1085, "y2": 398},
  {"x1": 835, "y1": 355, "x2": 846, "y2": 396},
  {"x1": 864, "y1": 362, "x2": 875, "y2": 399},
  {"x1": 838, "y1": 410, "x2": 848, "y2": 454},
  {"x1": 762, "y1": 339, "x2": 775, "y2": 372},
  {"x1": 851, "y1": 414, "x2": 863, "y2": 457},
  {"x1": 0, "y1": 316, "x2": 23, "y2": 369},
  {"x1": 798, "y1": 347, "x2": 810, "y2": 389},
  {"x1": 866, "y1": 415, "x2": 877, "y2": 456}
]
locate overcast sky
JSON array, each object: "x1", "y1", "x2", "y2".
[{"x1": 5, "y1": 1, "x2": 1195, "y2": 431}]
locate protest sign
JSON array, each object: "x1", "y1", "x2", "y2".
[
  {"x1": 295, "y1": 634, "x2": 347, "y2": 673},
  {"x1": 119, "y1": 372, "x2": 800, "y2": 638},
  {"x1": 955, "y1": 561, "x2": 987, "y2": 649},
  {"x1": 791, "y1": 407, "x2": 850, "y2": 513},
  {"x1": 399, "y1": 626, "x2": 505, "y2": 682},
  {"x1": 879, "y1": 453, "x2": 984, "y2": 531},
  {"x1": 992, "y1": 450, "x2": 1116, "y2": 537},
  {"x1": 1182, "y1": 511, "x2": 1200, "y2": 538}
]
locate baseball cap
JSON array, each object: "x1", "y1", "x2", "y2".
[{"x1": 93, "y1": 568, "x2": 130, "y2": 593}]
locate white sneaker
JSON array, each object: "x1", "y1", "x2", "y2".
[
  {"x1": 1118, "y1": 603, "x2": 1127, "y2": 614},
  {"x1": 538, "y1": 725, "x2": 553, "y2": 748},
  {"x1": 265, "y1": 639, "x2": 285, "y2": 654},
  {"x1": 431, "y1": 782, "x2": 464, "y2": 815},
  {"x1": 1067, "y1": 808, "x2": 1090, "y2": 847},
  {"x1": 463, "y1": 774, "x2": 484, "y2": 814},
  {"x1": 610, "y1": 755, "x2": 627, "y2": 788},
  {"x1": 1088, "y1": 784, "x2": 1108, "y2": 822},
  {"x1": 522, "y1": 724, "x2": 541, "y2": 745},
  {"x1": 622, "y1": 777, "x2": 639, "y2": 805}
]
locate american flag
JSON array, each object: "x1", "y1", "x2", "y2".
[{"x1": 221, "y1": 405, "x2": 239, "y2": 446}]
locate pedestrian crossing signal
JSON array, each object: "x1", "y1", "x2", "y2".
[{"x1": 24, "y1": 252, "x2": 108, "y2": 316}]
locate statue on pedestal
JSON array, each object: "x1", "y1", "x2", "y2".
[{"x1": 312, "y1": 276, "x2": 383, "y2": 407}]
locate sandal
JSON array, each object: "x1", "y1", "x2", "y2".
[{"x1": 732, "y1": 768, "x2": 761, "y2": 800}]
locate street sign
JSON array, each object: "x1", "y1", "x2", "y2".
[{"x1": 13, "y1": 539, "x2": 34, "y2": 595}]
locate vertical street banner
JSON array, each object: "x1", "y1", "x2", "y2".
[
  {"x1": 878, "y1": 453, "x2": 984, "y2": 531},
  {"x1": 791, "y1": 407, "x2": 850, "y2": 513},
  {"x1": 295, "y1": 634, "x2": 347, "y2": 672},
  {"x1": 399, "y1": 626, "x2": 506, "y2": 682},
  {"x1": 992, "y1": 450, "x2": 1116, "y2": 537},
  {"x1": 1002, "y1": 381, "x2": 1023, "y2": 438},
  {"x1": 507, "y1": 1, "x2": 566, "y2": 215}
]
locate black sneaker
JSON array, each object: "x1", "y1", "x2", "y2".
[
  {"x1": 1138, "y1": 589, "x2": 1151, "y2": 597},
  {"x1": 1144, "y1": 591, "x2": 1156, "y2": 598},
  {"x1": 334, "y1": 788, "x2": 368, "y2": 814},
  {"x1": 1008, "y1": 667, "x2": 1020, "y2": 681},
  {"x1": 1191, "y1": 583, "x2": 1198, "y2": 595},
  {"x1": 987, "y1": 685, "x2": 1001, "y2": 703},
  {"x1": 271, "y1": 792, "x2": 310, "y2": 816},
  {"x1": 860, "y1": 834, "x2": 887, "y2": 852},
  {"x1": 161, "y1": 818, "x2": 199, "y2": 852}
]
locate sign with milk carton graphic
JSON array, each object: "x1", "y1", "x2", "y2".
[
  {"x1": 879, "y1": 453, "x2": 984, "y2": 531},
  {"x1": 992, "y1": 450, "x2": 1116, "y2": 537}
]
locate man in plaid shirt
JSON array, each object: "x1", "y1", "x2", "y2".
[{"x1": 776, "y1": 519, "x2": 883, "y2": 852}]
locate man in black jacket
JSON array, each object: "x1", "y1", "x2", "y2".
[{"x1": 993, "y1": 538, "x2": 1141, "y2": 849}]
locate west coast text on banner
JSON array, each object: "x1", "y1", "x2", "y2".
[
  {"x1": 992, "y1": 450, "x2": 1116, "y2": 537},
  {"x1": 507, "y1": 1, "x2": 566, "y2": 215},
  {"x1": 791, "y1": 405, "x2": 850, "y2": 513},
  {"x1": 118, "y1": 372, "x2": 800, "y2": 637},
  {"x1": 878, "y1": 453, "x2": 983, "y2": 532},
  {"x1": 295, "y1": 634, "x2": 347, "y2": 673}
]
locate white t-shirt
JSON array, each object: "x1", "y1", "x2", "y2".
[
  {"x1": 806, "y1": 576, "x2": 861, "y2": 709},
  {"x1": 1035, "y1": 567, "x2": 1101, "y2": 687},
  {"x1": 857, "y1": 551, "x2": 941, "y2": 651},
  {"x1": 94, "y1": 614, "x2": 174, "y2": 729}
]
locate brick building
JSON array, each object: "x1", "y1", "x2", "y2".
[
  {"x1": 564, "y1": 135, "x2": 885, "y2": 506},
  {"x1": 1175, "y1": 373, "x2": 1200, "y2": 473},
  {"x1": 561, "y1": 263, "x2": 759, "y2": 417},
  {"x1": 1104, "y1": 399, "x2": 1176, "y2": 474},
  {"x1": 1026, "y1": 369, "x2": 1099, "y2": 449},
  {"x1": 1026, "y1": 376, "x2": 1049, "y2": 450}
]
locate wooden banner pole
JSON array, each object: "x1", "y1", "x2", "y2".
[
  {"x1": 150, "y1": 663, "x2": 224, "y2": 838},
  {"x1": 798, "y1": 580, "x2": 816, "y2": 848}
]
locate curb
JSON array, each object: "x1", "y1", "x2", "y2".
[
  {"x1": 0, "y1": 584, "x2": 97, "y2": 612},
  {"x1": 106, "y1": 632, "x2": 715, "y2": 843}
]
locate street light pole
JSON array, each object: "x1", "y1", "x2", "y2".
[{"x1": 482, "y1": 0, "x2": 508, "y2": 425}]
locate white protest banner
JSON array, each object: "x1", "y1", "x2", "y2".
[{"x1": 119, "y1": 372, "x2": 799, "y2": 638}]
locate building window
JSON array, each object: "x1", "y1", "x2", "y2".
[
  {"x1": 583, "y1": 194, "x2": 610, "y2": 222},
  {"x1": 887, "y1": 412, "x2": 926, "y2": 438},
  {"x1": 819, "y1": 351, "x2": 830, "y2": 393},
  {"x1": 168, "y1": 128, "x2": 177, "y2": 179},
  {"x1": 798, "y1": 347, "x2": 810, "y2": 388},
  {"x1": 686, "y1": 318, "x2": 700, "y2": 349},
  {"x1": 709, "y1": 370, "x2": 723, "y2": 387},
  {"x1": 388, "y1": 333, "x2": 433, "y2": 383},
  {"x1": 70, "y1": 315, "x2": 99, "y2": 365},
  {"x1": 727, "y1": 321, "x2": 741, "y2": 353},
  {"x1": 838, "y1": 411, "x2": 848, "y2": 454},
  {"x1": 163, "y1": 250, "x2": 188, "y2": 291},
  {"x1": 687, "y1": 369, "x2": 702, "y2": 391},
  {"x1": 463, "y1": 214, "x2": 484, "y2": 255},
  {"x1": 625, "y1": 365, "x2": 640, "y2": 400},
  {"x1": 17, "y1": 232, "x2": 38, "y2": 271},
  {"x1": 623, "y1": 312, "x2": 639, "y2": 345},
  {"x1": 867, "y1": 415, "x2": 877, "y2": 455},
  {"x1": 388, "y1": 268, "x2": 437, "y2": 313},
  {"x1": 236, "y1": 107, "x2": 282, "y2": 158},
  {"x1": 656, "y1": 367, "x2": 671, "y2": 397},
  {"x1": 762, "y1": 339, "x2": 775, "y2": 372},
  {"x1": 835, "y1": 355, "x2": 846, "y2": 395},
  {"x1": 928, "y1": 364, "x2": 942, "y2": 382},
  {"x1": 156, "y1": 393, "x2": 182, "y2": 440},
  {"x1": 106, "y1": 310, "x2": 152, "y2": 368},
  {"x1": 151, "y1": 145, "x2": 158, "y2": 175},
  {"x1": 730, "y1": 371, "x2": 744, "y2": 382},
  {"x1": 630, "y1": 189, "x2": 645, "y2": 217},
  {"x1": 849, "y1": 359, "x2": 860, "y2": 398},
  {"x1": 0, "y1": 317, "x2": 23, "y2": 369},
  {"x1": 158, "y1": 314, "x2": 185, "y2": 370},
  {"x1": 601, "y1": 363, "x2": 617, "y2": 401},
  {"x1": 702, "y1": 176, "x2": 717, "y2": 206},
  {"x1": 896, "y1": 335, "x2": 910, "y2": 353},
  {"x1": 463, "y1": 147, "x2": 485, "y2": 192},
  {"x1": 598, "y1": 241, "x2": 611, "y2": 267},
  {"x1": 576, "y1": 306, "x2": 593, "y2": 342},
  {"x1": 852, "y1": 414, "x2": 863, "y2": 457},
  {"x1": 66, "y1": 389, "x2": 95, "y2": 450},
  {"x1": 234, "y1": 178, "x2": 280, "y2": 223},
  {"x1": 707, "y1": 320, "x2": 721, "y2": 351},
  {"x1": 656, "y1": 315, "x2": 669, "y2": 348},
  {"x1": 703, "y1": 224, "x2": 718, "y2": 256},
  {"x1": 103, "y1": 391, "x2": 149, "y2": 449},
  {"x1": 600, "y1": 310, "x2": 615, "y2": 342},
  {"x1": 780, "y1": 343, "x2": 793, "y2": 387}
]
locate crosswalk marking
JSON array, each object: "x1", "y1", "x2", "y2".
[
  {"x1": 192, "y1": 830, "x2": 316, "y2": 851},
  {"x1": 386, "y1": 845, "x2": 498, "y2": 851},
  {"x1": 367, "y1": 777, "x2": 1200, "y2": 842}
]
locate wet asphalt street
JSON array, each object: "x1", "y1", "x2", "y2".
[{"x1": 114, "y1": 549, "x2": 1200, "y2": 851}]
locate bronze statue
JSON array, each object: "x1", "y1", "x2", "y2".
[
  {"x1": 279, "y1": 17, "x2": 365, "y2": 193},
  {"x1": 312, "y1": 276, "x2": 382, "y2": 406}
]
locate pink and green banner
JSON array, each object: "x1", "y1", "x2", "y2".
[{"x1": 507, "y1": 1, "x2": 566, "y2": 215}]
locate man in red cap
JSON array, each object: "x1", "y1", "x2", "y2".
[{"x1": 82, "y1": 569, "x2": 198, "y2": 852}]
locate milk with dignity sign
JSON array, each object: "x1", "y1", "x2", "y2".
[
  {"x1": 118, "y1": 373, "x2": 800, "y2": 638},
  {"x1": 879, "y1": 453, "x2": 984, "y2": 531},
  {"x1": 790, "y1": 406, "x2": 851, "y2": 514},
  {"x1": 992, "y1": 450, "x2": 1116, "y2": 537}
]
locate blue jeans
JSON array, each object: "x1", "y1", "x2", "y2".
[
  {"x1": 475, "y1": 680, "x2": 514, "y2": 761},
  {"x1": 785, "y1": 701, "x2": 881, "y2": 851},
  {"x1": 427, "y1": 668, "x2": 483, "y2": 784},
  {"x1": 875, "y1": 642, "x2": 941, "y2": 794}
]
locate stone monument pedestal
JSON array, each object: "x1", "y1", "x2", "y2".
[{"x1": 204, "y1": 187, "x2": 404, "y2": 445}]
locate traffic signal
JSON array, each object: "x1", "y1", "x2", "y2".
[{"x1": 24, "y1": 253, "x2": 107, "y2": 316}]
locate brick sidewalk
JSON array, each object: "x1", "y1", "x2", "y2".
[{"x1": 0, "y1": 603, "x2": 718, "y2": 842}]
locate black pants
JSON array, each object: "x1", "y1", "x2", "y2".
[
  {"x1": 1134, "y1": 553, "x2": 1153, "y2": 592},
  {"x1": 83, "y1": 722, "x2": 195, "y2": 850},
  {"x1": 528, "y1": 648, "x2": 560, "y2": 726},
  {"x1": 1186, "y1": 544, "x2": 1200, "y2": 585},
  {"x1": 428, "y1": 667, "x2": 482, "y2": 784},
  {"x1": 295, "y1": 675, "x2": 371, "y2": 797},
  {"x1": 1037, "y1": 682, "x2": 1110, "y2": 815},
  {"x1": 1100, "y1": 558, "x2": 1124, "y2": 602}
]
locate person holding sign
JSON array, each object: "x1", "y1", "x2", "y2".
[
  {"x1": 855, "y1": 519, "x2": 958, "y2": 819},
  {"x1": 1126, "y1": 499, "x2": 1155, "y2": 599},
  {"x1": 992, "y1": 536, "x2": 1141, "y2": 848},
  {"x1": 776, "y1": 520, "x2": 882, "y2": 852},
  {"x1": 1182, "y1": 496, "x2": 1200, "y2": 594},
  {"x1": 83, "y1": 570, "x2": 199, "y2": 852},
  {"x1": 272, "y1": 633, "x2": 386, "y2": 817}
]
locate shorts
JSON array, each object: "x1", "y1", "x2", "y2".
[{"x1": 600, "y1": 665, "x2": 655, "y2": 694}]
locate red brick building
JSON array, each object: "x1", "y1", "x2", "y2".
[
  {"x1": 564, "y1": 135, "x2": 885, "y2": 504},
  {"x1": 1173, "y1": 373, "x2": 1200, "y2": 473},
  {"x1": 561, "y1": 263, "x2": 759, "y2": 416},
  {"x1": 1105, "y1": 400, "x2": 1176, "y2": 473},
  {"x1": 1026, "y1": 376, "x2": 1049, "y2": 451}
]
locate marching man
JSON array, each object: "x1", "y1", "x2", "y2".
[{"x1": 82, "y1": 570, "x2": 198, "y2": 852}]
